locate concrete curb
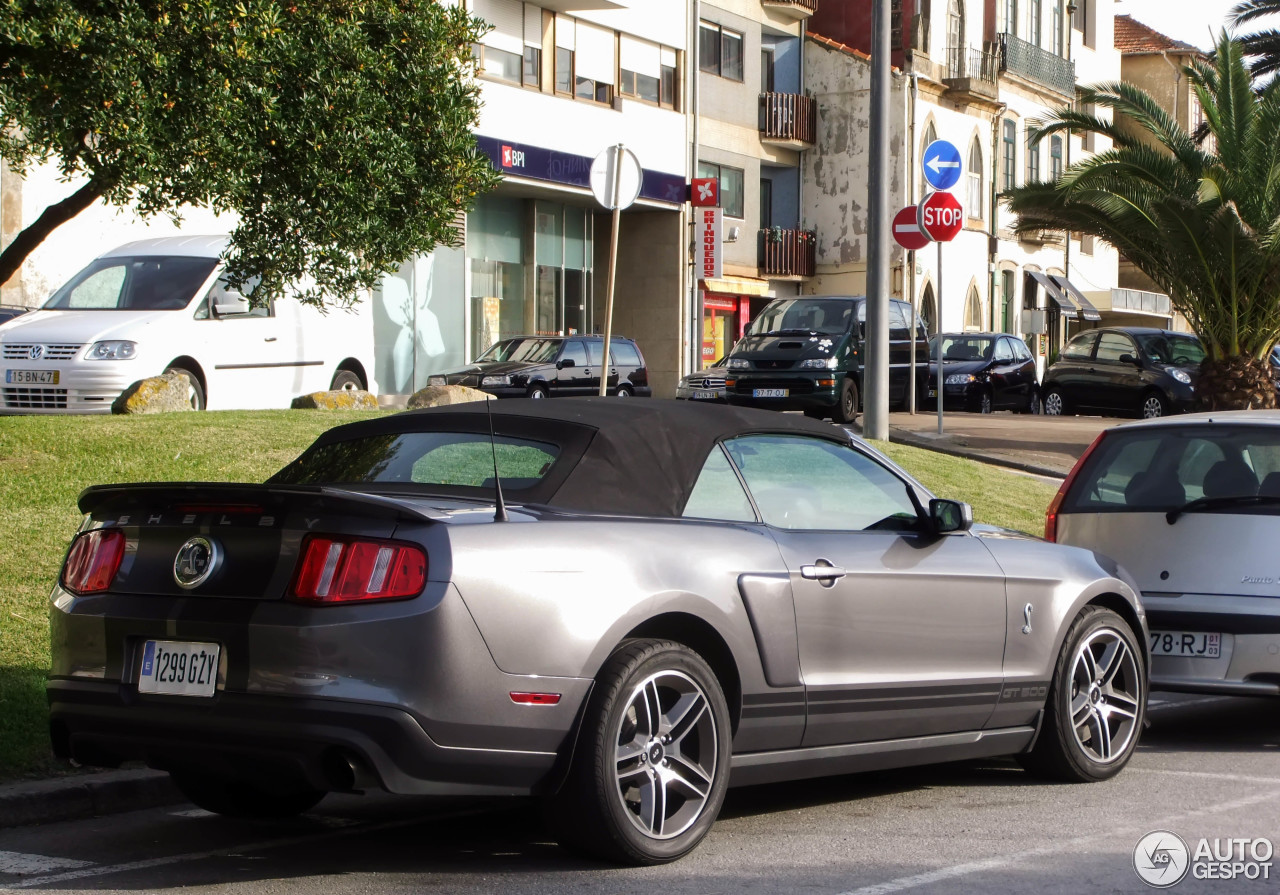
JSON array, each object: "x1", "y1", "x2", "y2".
[
  {"x1": 0, "y1": 769, "x2": 182, "y2": 830},
  {"x1": 887, "y1": 426, "x2": 1068, "y2": 480}
]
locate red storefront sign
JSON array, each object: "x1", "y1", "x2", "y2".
[{"x1": 699, "y1": 207, "x2": 723, "y2": 280}]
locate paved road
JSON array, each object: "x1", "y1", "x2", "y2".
[{"x1": 1, "y1": 694, "x2": 1275, "y2": 894}]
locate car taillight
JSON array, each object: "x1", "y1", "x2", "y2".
[
  {"x1": 61, "y1": 529, "x2": 126, "y2": 595},
  {"x1": 1045, "y1": 431, "x2": 1107, "y2": 542},
  {"x1": 290, "y1": 536, "x2": 427, "y2": 604}
]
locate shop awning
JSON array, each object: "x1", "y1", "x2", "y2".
[
  {"x1": 1051, "y1": 275, "x2": 1103, "y2": 321},
  {"x1": 703, "y1": 275, "x2": 771, "y2": 296},
  {"x1": 1029, "y1": 271, "x2": 1075, "y2": 316}
]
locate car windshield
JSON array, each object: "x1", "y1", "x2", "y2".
[
  {"x1": 43, "y1": 256, "x2": 218, "y2": 311},
  {"x1": 1063, "y1": 425, "x2": 1280, "y2": 514},
  {"x1": 747, "y1": 299, "x2": 859, "y2": 336},
  {"x1": 1135, "y1": 333, "x2": 1205, "y2": 367},
  {"x1": 928, "y1": 335, "x2": 994, "y2": 362},
  {"x1": 477, "y1": 338, "x2": 562, "y2": 364},
  {"x1": 269, "y1": 431, "x2": 562, "y2": 491}
]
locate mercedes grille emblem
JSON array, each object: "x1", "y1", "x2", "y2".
[
  {"x1": 28, "y1": 345, "x2": 43, "y2": 360},
  {"x1": 173, "y1": 537, "x2": 221, "y2": 590}
]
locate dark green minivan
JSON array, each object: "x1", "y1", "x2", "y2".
[{"x1": 723, "y1": 295, "x2": 928, "y2": 423}]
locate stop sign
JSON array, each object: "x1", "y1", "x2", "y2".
[
  {"x1": 891, "y1": 206, "x2": 930, "y2": 250},
  {"x1": 917, "y1": 191, "x2": 964, "y2": 242}
]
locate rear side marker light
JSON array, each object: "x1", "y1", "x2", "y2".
[
  {"x1": 510, "y1": 692, "x2": 561, "y2": 705},
  {"x1": 291, "y1": 536, "x2": 427, "y2": 604},
  {"x1": 61, "y1": 529, "x2": 126, "y2": 595}
]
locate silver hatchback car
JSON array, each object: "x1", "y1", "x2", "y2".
[
  {"x1": 49, "y1": 400, "x2": 1148, "y2": 865},
  {"x1": 1049, "y1": 411, "x2": 1280, "y2": 697}
]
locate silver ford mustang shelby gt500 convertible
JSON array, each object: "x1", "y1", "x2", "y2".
[{"x1": 48, "y1": 399, "x2": 1148, "y2": 864}]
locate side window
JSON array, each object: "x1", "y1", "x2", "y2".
[
  {"x1": 888, "y1": 302, "x2": 910, "y2": 341},
  {"x1": 1062, "y1": 332, "x2": 1097, "y2": 360},
  {"x1": 1094, "y1": 332, "x2": 1135, "y2": 363},
  {"x1": 724, "y1": 435, "x2": 921, "y2": 531},
  {"x1": 611, "y1": 341, "x2": 641, "y2": 366},
  {"x1": 683, "y1": 445, "x2": 757, "y2": 522},
  {"x1": 561, "y1": 340, "x2": 589, "y2": 366},
  {"x1": 1014, "y1": 338, "x2": 1033, "y2": 361},
  {"x1": 207, "y1": 276, "x2": 269, "y2": 318},
  {"x1": 994, "y1": 338, "x2": 1016, "y2": 361}
]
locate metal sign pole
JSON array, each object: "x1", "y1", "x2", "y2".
[
  {"x1": 599, "y1": 144, "x2": 625, "y2": 397},
  {"x1": 908, "y1": 250, "x2": 916, "y2": 415},
  {"x1": 936, "y1": 238, "x2": 944, "y2": 435}
]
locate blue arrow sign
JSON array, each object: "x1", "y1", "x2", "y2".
[{"x1": 922, "y1": 140, "x2": 962, "y2": 191}]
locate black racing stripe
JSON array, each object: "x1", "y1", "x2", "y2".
[
  {"x1": 742, "y1": 691, "x2": 806, "y2": 707},
  {"x1": 807, "y1": 683, "x2": 1002, "y2": 703},
  {"x1": 741, "y1": 704, "x2": 806, "y2": 719},
  {"x1": 808, "y1": 693, "x2": 1001, "y2": 715}
]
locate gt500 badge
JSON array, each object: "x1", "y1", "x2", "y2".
[{"x1": 173, "y1": 537, "x2": 220, "y2": 590}]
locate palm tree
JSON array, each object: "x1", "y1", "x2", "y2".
[
  {"x1": 1005, "y1": 33, "x2": 1280, "y2": 410},
  {"x1": 1230, "y1": 0, "x2": 1280, "y2": 78}
]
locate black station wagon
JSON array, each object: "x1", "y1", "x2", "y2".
[{"x1": 441, "y1": 335, "x2": 651, "y2": 399}]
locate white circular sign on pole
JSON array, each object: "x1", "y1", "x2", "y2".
[{"x1": 590, "y1": 146, "x2": 643, "y2": 211}]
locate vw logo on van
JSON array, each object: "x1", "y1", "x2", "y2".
[
  {"x1": 173, "y1": 537, "x2": 221, "y2": 590},
  {"x1": 28, "y1": 345, "x2": 43, "y2": 360}
]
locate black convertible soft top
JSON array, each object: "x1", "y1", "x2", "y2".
[{"x1": 276, "y1": 398, "x2": 853, "y2": 518}]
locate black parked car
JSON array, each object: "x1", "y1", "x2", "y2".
[
  {"x1": 0, "y1": 305, "x2": 34, "y2": 325},
  {"x1": 1042, "y1": 327, "x2": 1202, "y2": 419},
  {"x1": 441, "y1": 335, "x2": 650, "y2": 399},
  {"x1": 926, "y1": 332, "x2": 1040, "y2": 414},
  {"x1": 724, "y1": 295, "x2": 928, "y2": 423}
]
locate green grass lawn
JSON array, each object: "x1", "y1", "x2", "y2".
[{"x1": 0, "y1": 412, "x2": 1055, "y2": 781}]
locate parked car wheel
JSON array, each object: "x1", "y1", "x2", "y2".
[
  {"x1": 832, "y1": 379, "x2": 860, "y2": 424},
  {"x1": 170, "y1": 771, "x2": 325, "y2": 819},
  {"x1": 330, "y1": 368, "x2": 363, "y2": 391},
  {"x1": 978, "y1": 388, "x2": 993, "y2": 414},
  {"x1": 1042, "y1": 387, "x2": 1068, "y2": 417},
  {"x1": 528, "y1": 384, "x2": 549, "y2": 399},
  {"x1": 550, "y1": 639, "x2": 731, "y2": 866},
  {"x1": 1140, "y1": 390, "x2": 1168, "y2": 419},
  {"x1": 1019, "y1": 606, "x2": 1145, "y2": 783},
  {"x1": 617, "y1": 384, "x2": 633, "y2": 398},
  {"x1": 1016, "y1": 387, "x2": 1042, "y2": 414},
  {"x1": 165, "y1": 365, "x2": 205, "y2": 411}
]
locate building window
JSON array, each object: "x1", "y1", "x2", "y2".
[
  {"x1": 553, "y1": 16, "x2": 612, "y2": 104},
  {"x1": 476, "y1": 0, "x2": 541, "y2": 88},
  {"x1": 966, "y1": 138, "x2": 983, "y2": 219},
  {"x1": 1002, "y1": 120, "x2": 1017, "y2": 192},
  {"x1": 699, "y1": 22, "x2": 744, "y2": 81},
  {"x1": 1027, "y1": 134, "x2": 1040, "y2": 182},
  {"x1": 1004, "y1": 0, "x2": 1018, "y2": 35},
  {"x1": 1052, "y1": 0, "x2": 1064, "y2": 55},
  {"x1": 555, "y1": 16, "x2": 574, "y2": 94},
  {"x1": 1050, "y1": 135, "x2": 1063, "y2": 181},
  {"x1": 698, "y1": 161, "x2": 745, "y2": 219},
  {"x1": 920, "y1": 121, "x2": 938, "y2": 197},
  {"x1": 964, "y1": 286, "x2": 983, "y2": 332},
  {"x1": 620, "y1": 37, "x2": 678, "y2": 110},
  {"x1": 947, "y1": 0, "x2": 964, "y2": 53},
  {"x1": 1029, "y1": 0, "x2": 1042, "y2": 47}
]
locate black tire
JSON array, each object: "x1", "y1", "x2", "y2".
[
  {"x1": 330, "y1": 368, "x2": 363, "y2": 391},
  {"x1": 1140, "y1": 390, "x2": 1168, "y2": 419},
  {"x1": 978, "y1": 388, "x2": 994, "y2": 414},
  {"x1": 165, "y1": 365, "x2": 205, "y2": 411},
  {"x1": 1025, "y1": 387, "x2": 1042, "y2": 415},
  {"x1": 616, "y1": 384, "x2": 633, "y2": 398},
  {"x1": 171, "y1": 771, "x2": 325, "y2": 819},
  {"x1": 549, "y1": 639, "x2": 731, "y2": 866},
  {"x1": 528, "y1": 383, "x2": 549, "y2": 399},
  {"x1": 1042, "y1": 386, "x2": 1068, "y2": 417},
  {"x1": 1019, "y1": 606, "x2": 1145, "y2": 783},
  {"x1": 832, "y1": 378, "x2": 860, "y2": 424}
]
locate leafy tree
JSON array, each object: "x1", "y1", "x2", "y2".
[
  {"x1": 1006, "y1": 34, "x2": 1280, "y2": 410},
  {"x1": 1230, "y1": 0, "x2": 1280, "y2": 79},
  {"x1": 0, "y1": 0, "x2": 498, "y2": 304}
]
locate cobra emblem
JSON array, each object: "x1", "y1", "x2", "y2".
[{"x1": 173, "y1": 537, "x2": 220, "y2": 589}]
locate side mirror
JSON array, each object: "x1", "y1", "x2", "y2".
[
  {"x1": 929, "y1": 498, "x2": 973, "y2": 534},
  {"x1": 213, "y1": 291, "x2": 251, "y2": 316},
  {"x1": 557, "y1": 358, "x2": 576, "y2": 369},
  {"x1": 1118, "y1": 353, "x2": 1141, "y2": 367}
]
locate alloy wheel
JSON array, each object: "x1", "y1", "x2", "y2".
[
  {"x1": 1068, "y1": 628, "x2": 1141, "y2": 764},
  {"x1": 613, "y1": 670, "x2": 718, "y2": 840},
  {"x1": 1142, "y1": 394, "x2": 1165, "y2": 418},
  {"x1": 1044, "y1": 391, "x2": 1064, "y2": 415}
]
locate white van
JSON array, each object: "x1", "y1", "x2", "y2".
[{"x1": 0, "y1": 236, "x2": 374, "y2": 413}]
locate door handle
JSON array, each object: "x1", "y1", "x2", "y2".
[
  {"x1": 800, "y1": 563, "x2": 847, "y2": 581},
  {"x1": 264, "y1": 336, "x2": 278, "y2": 342}
]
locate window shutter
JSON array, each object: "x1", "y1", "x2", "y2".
[
  {"x1": 476, "y1": 0, "x2": 522, "y2": 56},
  {"x1": 555, "y1": 16, "x2": 576, "y2": 51},
  {"x1": 620, "y1": 35, "x2": 660, "y2": 78},
  {"x1": 524, "y1": 4, "x2": 541, "y2": 47},
  {"x1": 661, "y1": 47, "x2": 677, "y2": 69},
  {"x1": 575, "y1": 21, "x2": 616, "y2": 84}
]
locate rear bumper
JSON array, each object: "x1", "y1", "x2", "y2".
[
  {"x1": 1146, "y1": 601, "x2": 1280, "y2": 696},
  {"x1": 48, "y1": 680, "x2": 563, "y2": 796}
]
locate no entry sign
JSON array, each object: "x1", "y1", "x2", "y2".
[
  {"x1": 892, "y1": 206, "x2": 930, "y2": 250},
  {"x1": 917, "y1": 191, "x2": 964, "y2": 242}
]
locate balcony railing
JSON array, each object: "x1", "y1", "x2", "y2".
[
  {"x1": 759, "y1": 228, "x2": 817, "y2": 279},
  {"x1": 999, "y1": 32, "x2": 1075, "y2": 97},
  {"x1": 943, "y1": 46, "x2": 999, "y2": 99},
  {"x1": 761, "y1": 0, "x2": 818, "y2": 19},
  {"x1": 759, "y1": 93, "x2": 817, "y2": 146}
]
